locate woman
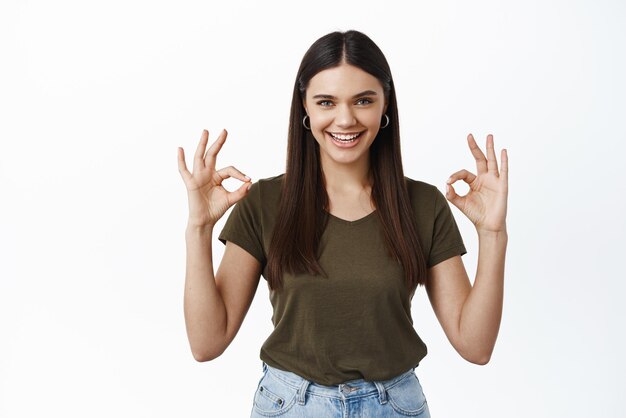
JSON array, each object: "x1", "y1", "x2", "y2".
[{"x1": 177, "y1": 30, "x2": 508, "y2": 417}]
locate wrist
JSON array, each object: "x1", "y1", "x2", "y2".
[
  {"x1": 477, "y1": 228, "x2": 508, "y2": 240},
  {"x1": 186, "y1": 219, "x2": 215, "y2": 232}
]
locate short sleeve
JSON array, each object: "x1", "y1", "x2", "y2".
[
  {"x1": 428, "y1": 187, "x2": 467, "y2": 268},
  {"x1": 217, "y1": 181, "x2": 267, "y2": 268}
]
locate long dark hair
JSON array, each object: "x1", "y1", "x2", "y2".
[{"x1": 266, "y1": 30, "x2": 427, "y2": 292}]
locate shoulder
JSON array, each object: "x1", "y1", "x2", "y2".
[
  {"x1": 403, "y1": 176, "x2": 452, "y2": 222},
  {"x1": 253, "y1": 173, "x2": 284, "y2": 196},
  {"x1": 256, "y1": 173, "x2": 285, "y2": 188},
  {"x1": 244, "y1": 173, "x2": 284, "y2": 208},
  {"x1": 404, "y1": 176, "x2": 443, "y2": 202}
]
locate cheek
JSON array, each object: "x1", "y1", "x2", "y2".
[
  {"x1": 310, "y1": 130, "x2": 329, "y2": 148},
  {"x1": 310, "y1": 113, "x2": 333, "y2": 131},
  {"x1": 361, "y1": 111, "x2": 384, "y2": 128}
]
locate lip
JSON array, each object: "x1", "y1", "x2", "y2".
[
  {"x1": 325, "y1": 130, "x2": 364, "y2": 148},
  {"x1": 327, "y1": 131, "x2": 364, "y2": 135}
]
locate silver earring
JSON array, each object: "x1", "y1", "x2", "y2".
[
  {"x1": 302, "y1": 115, "x2": 311, "y2": 130},
  {"x1": 381, "y1": 114, "x2": 390, "y2": 129}
]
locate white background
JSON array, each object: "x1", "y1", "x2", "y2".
[{"x1": 1, "y1": 0, "x2": 625, "y2": 417}]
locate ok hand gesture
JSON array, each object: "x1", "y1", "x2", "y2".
[
  {"x1": 177, "y1": 129, "x2": 252, "y2": 227},
  {"x1": 446, "y1": 134, "x2": 508, "y2": 234}
]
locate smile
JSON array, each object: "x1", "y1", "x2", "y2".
[{"x1": 327, "y1": 131, "x2": 364, "y2": 142}]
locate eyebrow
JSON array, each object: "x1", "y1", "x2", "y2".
[{"x1": 312, "y1": 90, "x2": 378, "y2": 100}]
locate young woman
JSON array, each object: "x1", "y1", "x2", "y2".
[{"x1": 177, "y1": 30, "x2": 508, "y2": 417}]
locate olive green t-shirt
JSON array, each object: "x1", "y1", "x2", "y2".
[{"x1": 218, "y1": 173, "x2": 467, "y2": 386}]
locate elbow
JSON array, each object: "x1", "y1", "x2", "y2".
[
  {"x1": 463, "y1": 350, "x2": 492, "y2": 365},
  {"x1": 468, "y1": 354, "x2": 491, "y2": 365},
  {"x1": 459, "y1": 345, "x2": 492, "y2": 365},
  {"x1": 191, "y1": 344, "x2": 226, "y2": 363},
  {"x1": 187, "y1": 329, "x2": 229, "y2": 362},
  {"x1": 192, "y1": 351, "x2": 216, "y2": 363}
]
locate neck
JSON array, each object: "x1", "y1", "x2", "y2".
[{"x1": 320, "y1": 153, "x2": 373, "y2": 194}]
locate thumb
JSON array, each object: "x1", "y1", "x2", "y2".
[
  {"x1": 445, "y1": 183, "x2": 465, "y2": 211},
  {"x1": 228, "y1": 181, "x2": 253, "y2": 206}
]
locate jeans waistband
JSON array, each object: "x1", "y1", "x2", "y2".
[{"x1": 261, "y1": 362, "x2": 416, "y2": 404}]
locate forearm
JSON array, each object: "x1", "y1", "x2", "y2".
[
  {"x1": 459, "y1": 229, "x2": 508, "y2": 364},
  {"x1": 184, "y1": 222, "x2": 227, "y2": 361}
]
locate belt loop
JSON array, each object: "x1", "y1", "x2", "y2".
[
  {"x1": 374, "y1": 381, "x2": 387, "y2": 404},
  {"x1": 297, "y1": 379, "x2": 311, "y2": 405},
  {"x1": 262, "y1": 361, "x2": 267, "y2": 373}
]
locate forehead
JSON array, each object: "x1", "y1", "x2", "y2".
[{"x1": 306, "y1": 64, "x2": 383, "y2": 97}]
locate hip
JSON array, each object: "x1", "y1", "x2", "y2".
[{"x1": 250, "y1": 362, "x2": 431, "y2": 417}]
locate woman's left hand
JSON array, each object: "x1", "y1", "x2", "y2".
[{"x1": 446, "y1": 133, "x2": 508, "y2": 234}]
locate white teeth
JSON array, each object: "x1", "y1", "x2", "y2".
[{"x1": 330, "y1": 132, "x2": 361, "y2": 141}]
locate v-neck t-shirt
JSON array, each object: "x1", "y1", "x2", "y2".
[{"x1": 218, "y1": 173, "x2": 467, "y2": 385}]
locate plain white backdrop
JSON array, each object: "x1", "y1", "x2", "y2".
[{"x1": 1, "y1": 0, "x2": 625, "y2": 417}]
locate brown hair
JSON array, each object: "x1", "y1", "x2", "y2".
[{"x1": 266, "y1": 30, "x2": 427, "y2": 292}]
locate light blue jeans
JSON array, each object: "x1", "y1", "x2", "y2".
[{"x1": 250, "y1": 362, "x2": 431, "y2": 417}]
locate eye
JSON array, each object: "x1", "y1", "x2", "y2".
[
  {"x1": 317, "y1": 100, "x2": 333, "y2": 107},
  {"x1": 356, "y1": 97, "x2": 373, "y2": 105}
]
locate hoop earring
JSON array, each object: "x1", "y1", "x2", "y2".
[
  {"x1": 302, "y1": 115, "x2": 311, "y2": 130},
  {"x1": 380, "y1": 114, "x2": 390, "y2": 129}
]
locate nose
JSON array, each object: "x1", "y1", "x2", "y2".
[{"x1": 334, "y1": 104, "x2": 356, "y2": 128}]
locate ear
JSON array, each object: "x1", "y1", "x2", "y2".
[{"x1": 383, "y1": 101, "x2": 388, "y2": 115}]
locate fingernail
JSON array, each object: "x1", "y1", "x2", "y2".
[
  {"x1": 244, "y1": 175, "x2": 251, "y2": 180},
  {"x1": 247, "y1": 184, "x2": 252, "y2": 191},
  {"x1": 446, "y1": 177, "x2": 452, "y2": 184}
]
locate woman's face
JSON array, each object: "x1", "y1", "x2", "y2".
[{"x1": 303, "y1": 63, "x2": 387, "y2": 170}]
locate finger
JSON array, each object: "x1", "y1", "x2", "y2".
[
  {"x1": 467, "y1": 134, "x2": 488, "y2": 175},
  {"x1": 445, "y1": 182, "x2": 465, "y2": 211},
  {"x1": 204, "y1": 129, "x2": 228, "y2": 170},
  {"x1": 500, "y1": 148, "x2": 508, "y2": 183},
  {"x1": 227, "y1": 181, "x2": 253, "y2": 206},
  {"x1": 446, "y1": 169, "x2": 476, "y2": 186},
  {"x1": 177, "y1": 147, "x2": 192, "y2": 183},
  {"x1": 214, "y1": 165, "x2": 252, "y2": 185},
  {"x1": 486, "y1": 134, "x2": 499, "y2": 175},
  {"x1": 193, "y1": 130, "x2": 209, "y2": 172}
]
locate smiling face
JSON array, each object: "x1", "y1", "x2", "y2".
[{"x1": 303, "y1": 63, "x2": 388, "y2": 170}]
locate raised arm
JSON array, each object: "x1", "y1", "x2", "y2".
[
  {"x1": 178, "y1": 129, "x2": 260, "y2": 361},
  {"x1": 425, "y1": 133, "x2": 508, "y2": 365}
]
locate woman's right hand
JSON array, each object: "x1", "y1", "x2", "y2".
[{"x1": 177, "y1": 129, "x2": 251, "y2": 227}]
